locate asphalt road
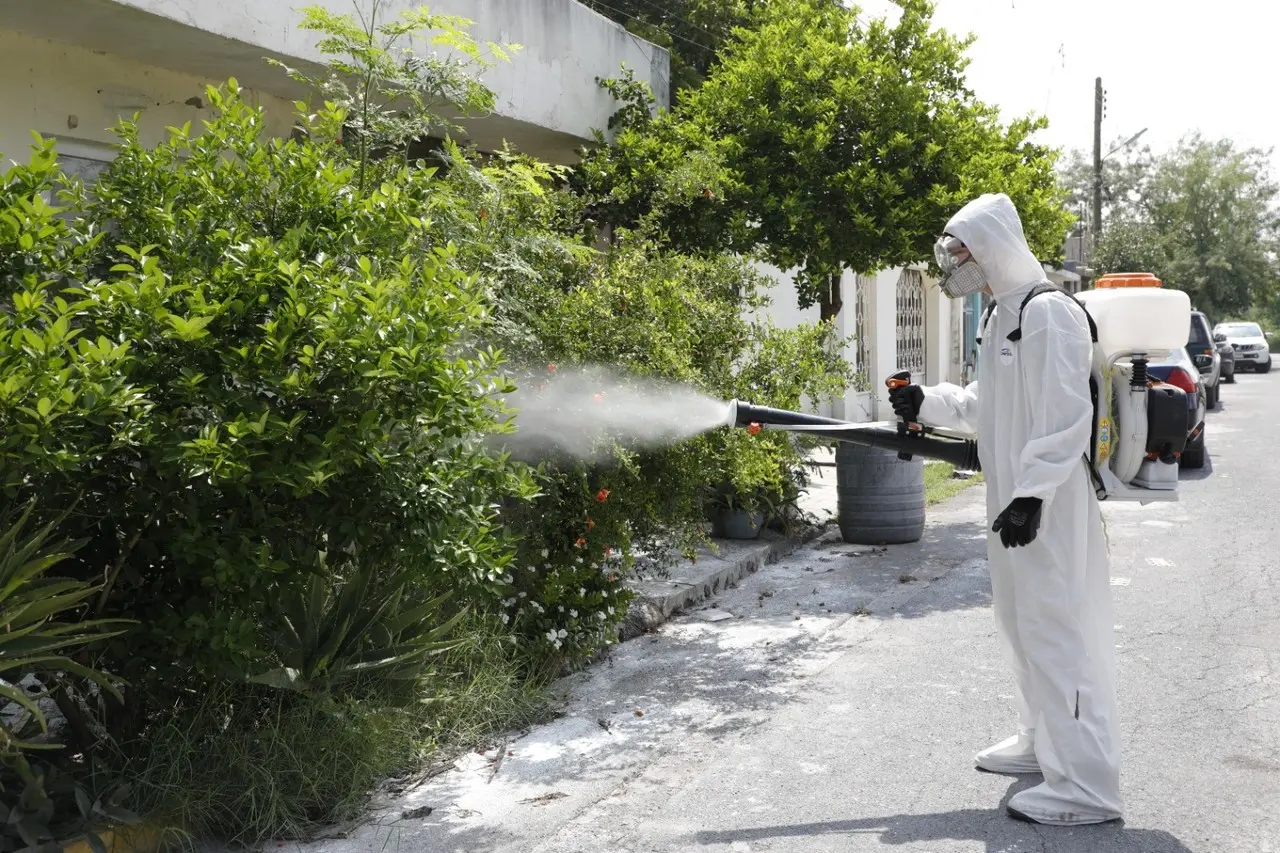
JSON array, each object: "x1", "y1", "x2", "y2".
[{"x1": 298, "y1": 372, "x2": 1279, "y2": 853}]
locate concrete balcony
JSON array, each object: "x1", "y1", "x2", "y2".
[{"x1": 0, "y1": 0, "x2": 669, "y2": 165}]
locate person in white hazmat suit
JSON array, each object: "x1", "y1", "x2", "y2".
[{"x1": 888, "y1": 193, "x2": 1123, "y2": 826}]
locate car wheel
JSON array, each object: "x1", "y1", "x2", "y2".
[
  {"x1": 1258, "y1": 359, "x2": 1272, "y2": 374},
  {"x1": 1224, "y1": 370, "x2": 1235, "y2": 384},
  {"x1": 1208, "y1": 383, "x2": 1219, "y2": 409},
  {"x1": 1180, "y1": 436, "x2": 1206, "y2": 470}
]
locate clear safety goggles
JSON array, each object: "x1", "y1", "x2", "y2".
[{"x1": 933, "y1": 235, "x2": 972, "y2": 274}]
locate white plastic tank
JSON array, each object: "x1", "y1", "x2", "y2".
[{"x1": 1076, "y1": 273, "x2": 1191, "y2": 361}]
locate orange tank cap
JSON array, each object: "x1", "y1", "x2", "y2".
[{"x1": 1095, "y1": 272, "x2": 1162, "y2": 288}]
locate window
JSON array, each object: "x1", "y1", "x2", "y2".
[{"x1": 1187, "y1": 315, "x2": 1212, "y2": 347}]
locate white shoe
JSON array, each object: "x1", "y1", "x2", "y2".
[
  {"x1": 975, "y1": 732, "x2": 1040, "y2": 775},
  {"x1": 1007, "y1": 782, "x2": 1123, "y2": 826}
]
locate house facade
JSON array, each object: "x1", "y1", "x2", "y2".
[{"x1": 0, "y1": 0, "x2": 670, "y2": 175}]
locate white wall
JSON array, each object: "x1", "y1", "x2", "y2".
[
  {"x1": 1, "y1": 0, "x2": 669, "y2": 165},
  {"x1": 747, "y1": 258, "x2": 865, "y2": 417},
  {"x1": 0, "y1": 28, "x2": 298, "y2": 169}
]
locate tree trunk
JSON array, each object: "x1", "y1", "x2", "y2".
[{"x1": 819, "y1": 271, "x2": 843, "y2": 324}]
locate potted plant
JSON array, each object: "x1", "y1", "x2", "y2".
[{"x1": 702, "y1": 428, "x2": 789, "y2": 540}]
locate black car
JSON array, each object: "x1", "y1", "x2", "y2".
[{"x1": 1187, "y1": 311, "x2": 1222, "y2": 409}]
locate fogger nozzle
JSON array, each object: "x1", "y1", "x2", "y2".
[{"x1": 725, "y1": 399, "x2": 981, "y2": 472}]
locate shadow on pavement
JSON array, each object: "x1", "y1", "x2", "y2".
[
  {"x1": 807, "y1": 518, "x2": 992, "y2": 621},
  {"x1": 693, "y1": 780, "x2": 1197, "y2": 852}
]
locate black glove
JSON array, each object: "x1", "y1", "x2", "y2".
[
  {"x1": 887, "y1": 377, "x2": 924, "y2": 423},
  {"x1": 992, "y1": 497, "x2": 1044, "y2": 548}
]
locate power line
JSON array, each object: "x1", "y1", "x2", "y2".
[
  {"x1": 628, "y1": 0, "x2": 720, "y2": 41},
  {"x1": 581, "y1": 0, "x2": 713, "y2": 54}
]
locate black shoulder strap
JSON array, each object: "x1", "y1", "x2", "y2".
[
  {"x1": 1006, "y1": 283, "x2": 1108, "y2": 499},
  {"x1": 1006, "y1": 283, "x2": 1098, "y2": 344},
  {"x1": 975, "y1": 301, "x2": 997, "y2": 345}
]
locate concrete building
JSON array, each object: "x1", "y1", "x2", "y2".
[{"x1": 0, "y1": 0, "x2": 670, "y2": 177}]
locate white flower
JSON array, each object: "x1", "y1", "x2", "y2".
[
  {"x1": 575, "y1": 557, "x2": 584, "y2": 565},
  {"x1": 569, "y1": 609, "x2": 578, "y2": 618},
  {"x1": 558, "y1": 605, "x2": 565, "y2": 613},
  {"x1": 553, "y1": 639, "x2": 562, "y2": 650},
  {"x1": 501, "y1": 613, "x2": 510, "y2": 624},
  {"x1": 518, "y1": 591, "x2": 527, "y2": 599},
  {"x1": 546, "y1": 629, "x2": 558, "y2": 642},
  {"x1": 557, "y1": 629, "x2": 568, "y2": 638},
  {"x1": 541, "y1": 549, "x2": 549, "y2": 558},
  {"x1": 597, "y1": 612, "x2": 607, "y2": 621},
  {"x1": 579, "y1": 587, "x2": 586, "y2": 597},
  {"x1": 607, "y1": 607, "x2": 615, "y2": 615}
]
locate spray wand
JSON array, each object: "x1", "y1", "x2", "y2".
[{"x1": 725, "y1": 399, "x2": 980, "y2": 472}]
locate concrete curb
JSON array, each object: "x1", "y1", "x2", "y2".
[{"x1": 619, "y1": 522, "x2": 836, "y2": 640}]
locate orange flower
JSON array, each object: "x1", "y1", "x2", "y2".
[
  {"x1": 747, "y1": 422, "x2": 762, "y2": 436},
  {"x1": 596, "y1": 489, "x2": 610, "y2": 503},
  {"x1": 575, "y1": 537, "x2": 587, "y2": 548},
  {"x1": 547, "y1": 362, "x2": 557, "y2": 374},
  {"x1": 587, "y1": 518, "x2": 596, "y2": 531}
]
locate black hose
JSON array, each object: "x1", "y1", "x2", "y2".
[{"x1": 731, "y1": 400, "x2": 982, "y2": 471}]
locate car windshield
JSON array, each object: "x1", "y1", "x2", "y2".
[{"x1": 1219, "y1": 322, "x2": 1263, "y2": 337}]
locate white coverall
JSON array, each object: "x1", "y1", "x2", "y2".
[{"x1": 918, "y1": 193, "x2": 1123, "y2": 825}]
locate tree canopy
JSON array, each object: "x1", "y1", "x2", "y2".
[{"x1": 577, "y1": 0, "x2": 1073, "y2": 319}]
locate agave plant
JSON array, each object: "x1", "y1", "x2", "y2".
[
  {"x1": 0, "y1": 501, "x2": 132, "y2": 759},
  {"x1": 249, "y1": 551, "x2": 467, "y2": 698},
  {"x1": 0, "y1": 500, "x2": 136, "y2": 850}
]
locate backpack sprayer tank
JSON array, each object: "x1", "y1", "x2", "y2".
[{"x1": 1076, "y1": 273, "x2": 1193, "y2": 502}]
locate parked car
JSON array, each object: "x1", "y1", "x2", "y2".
[
  {"x1": 1187, "y1": 311, "x2": 1222, "y2": 409},
  {"x1": 1214, "y1": 321, "x2": 1273, "y2": 374},
  {"x1": 1147, "y1": 347, "x2": 1207, "y2": 469},
  {"x1": 1217, "y1": 336, "x2": 1236, "y2": 383}
]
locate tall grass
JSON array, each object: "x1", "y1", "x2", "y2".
[{"x1": 117, "y1": 616, "x2": 551, "y2": 846}]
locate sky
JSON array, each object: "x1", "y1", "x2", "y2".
[{"x1": 856, "y1": 0, "x2": 1277, "y2": 162}]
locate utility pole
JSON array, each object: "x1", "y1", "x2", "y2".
[{"x1": 1092, "y1": 77, "x2": 1104, "y2": 259}]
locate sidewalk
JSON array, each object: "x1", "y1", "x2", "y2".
[
  {"x1": 290, "y1": 474, "x2": 991, "y2": 853},
  {"x1": 622, "y1": 448, "x2": 841, "y2": 639}
]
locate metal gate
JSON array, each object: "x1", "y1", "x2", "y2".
[
  {"x1": 854, "y1": 273, "x2": 874, "y2": 390},
  {"x1": 895, "y1": 268, "x2": 926, "y2": 377}
]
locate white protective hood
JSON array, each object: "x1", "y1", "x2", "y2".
[{"x1": 942, "y1": 193, "x2": 1047, "y2": 302}]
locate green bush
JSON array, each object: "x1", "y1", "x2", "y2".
[
  {"x1": 449, "y1": 182, "x2": 852, "y2": 658},
  {"x1": 13, "y1": 87, "x2": 530, "y2": 698},
  {"x1": 0, "y1": 86, "x2": 539, "y2": 841}
]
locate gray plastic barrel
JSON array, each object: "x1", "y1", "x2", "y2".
[{"x1": 835, "y1": 442, "x2": 926, "y2": 545}]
